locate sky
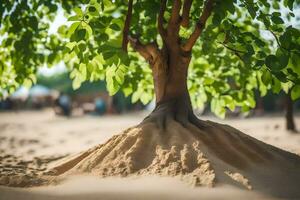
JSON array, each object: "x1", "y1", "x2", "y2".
[{"x1": 38, "y1": 9, "x2": 68, "y2": 77}]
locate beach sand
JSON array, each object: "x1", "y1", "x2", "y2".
[{"x1": 0, "y1": 109, "x2": 300, "y2": 200}]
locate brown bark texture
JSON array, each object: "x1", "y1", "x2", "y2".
[{"x1": 286, "y1": 90, "x2": 297, "y2": 132}]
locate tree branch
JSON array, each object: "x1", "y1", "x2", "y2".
[
  {"x1": 128, "y1": 36, "x2": 160, "y2": 65},
  {"x1": 158, "y1": 0, "x2": 167, "y2": 40},
  {"x1": 218, "y1": 42, "x2": 247, "y2": 54},
  {"x1": 169, "y1": 0, "x2": 182, "y2": 26},
  {"x1": 218, "y1": 42, "x2": 244, "y2": 61},
  {"x1": 122, "y1": 0, "x2": 133, "y2": 52},
  {"x1": 181, "y1": 0, "x2": 193, "y2": 28},
  {"x1": 182, "y1": 0, "x2": 214, "y2": 51}
]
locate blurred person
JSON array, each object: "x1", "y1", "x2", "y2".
[
  {"x1": 54, "y1": 92, "x2": 72, "y2": 116},
  {"x1": 0, "y1": 97, "x2": 13, "y2": 110},
  {"x1": 94, "y1": 97, "x2": 106, "y2": 115}
]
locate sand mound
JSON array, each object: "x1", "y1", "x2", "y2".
[
  {"x1": 49, "y1": 123, "x2": 216, "y2": 187},
  {"x1": 1, "y1": 119, "x2": 300, "y2": 198},
  {"x1": 42, "y1": 119, "x2": 300, "y2": 198}
]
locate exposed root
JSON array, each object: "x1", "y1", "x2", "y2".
[{"x1": 142, "y1": 96, "x2": 206, "y2": 129}]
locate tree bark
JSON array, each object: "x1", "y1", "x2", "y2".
[
  {"x1": 286, "y1": 90, "x2": 297, "y2": 132},
  {"x1": 141, "y1": 46, "x2": 207, "y2": 130}
]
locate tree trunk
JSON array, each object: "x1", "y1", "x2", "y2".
[
  {"x1": 286, "y1": 90, "x2": 297, "y2": 132},
  {"x1": 142, "y1": 48, "x2": 205, "y2": 129}
]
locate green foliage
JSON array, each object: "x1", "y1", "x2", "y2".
[
  {"x1": 291, "y1": 85, "x2": 300, "y2": 100},
  {"x1": 0, "y1": 0, "x2": 300, "y2": 117}
]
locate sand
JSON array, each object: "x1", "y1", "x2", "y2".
[
  {"x1": 1, "y1": 109, "x2": 300, "y2": 199},
  {"x1": 0, "y1": 176, "x2": 275, "y2": 200}
]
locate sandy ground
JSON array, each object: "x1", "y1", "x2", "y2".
[{"x1": 0, "y1": 109, "x2": 300, "y2": 200}]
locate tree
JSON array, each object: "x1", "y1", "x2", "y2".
[
  {"x1": 1, "y1": 0, "x2": 300, "y2": 117},
  {"x1": 1, "y1": 0, "x2": 300, "y2": 196},
  {"x1": 285, "y1": 89, "x2": 296, "y2": 132}
]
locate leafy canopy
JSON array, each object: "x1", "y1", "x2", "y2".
[{"x1": 0, "y1": 0, "x2": 300, "y2": 118}]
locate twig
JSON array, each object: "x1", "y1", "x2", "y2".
[
  {"x1": 158, "y1": 0, "x2": 167, "y2": 40},
  {"x1": 122, "y1": 0, "x2": 133, "y2": 52},
  {"x1": 181, "y1": 0, "x2": 193, "y2": 27},
  {"x1": 182, "y1": 0, "x2": 214, "y2": 51}
]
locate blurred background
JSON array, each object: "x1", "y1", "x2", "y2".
[
  {"x1": 0, "y1": 71, "x2": 300, "y2": 122},
  {"x1": 1, "y1": 69, "x2": 299, "y2": 121}
]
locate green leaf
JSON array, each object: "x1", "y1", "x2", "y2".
[
  {"x1": 271, "y1": 16, "x2": 284, "y2": 24},
  {"x1": 109, "y1": 23, "x2": 121, "y2": 31},
  {"x1": 82, "y1": 23, "x2": 93, "y2": 37},
  {"x1": 106, "y1": 64, "x2": 120, "y2": 96},
  {"x1": 76, "y1": 29, "x2": 87, "y2": 41},
  {"x1": 88, "y1": 6, "x2": 96, "y2": 12},
  {"x1": 279, "y1": 31, "x2": 292, "y2": 49},
  {"x1": 273, "y1": 71, "x2": 288, "y2": 83},
  {"x1": 291, "y1": 85, "x2": 300, "y2": 100},
  {"x1": 276, "y1": 48, "x2": 289, "y2": 68},
  {"x1": 68, "y1": 15, "x2": 79, "y2": 21},
  {"x1": 132, "y1": 89, "x2": 143, "y2": 103},
  {"x1": 217, "y1": 32, "x2": 226, "y2": 42},
  {"x1": 286, "y1": 0, "x2": 294, "y2": 10},
  {"x1": 67, "y1": 22, "x2": 80, "y2": 37},
  {"x1": 272, "y1": 12, "x2": 281, "y2": 17},
  {"x1": 265, "y1": 55, "x2": 287, "y2": 71},
  {"x1": 204, "y1": 77, "x2": 214, "y2": 85},
  {"x1": 93, "y1": 55, "x2": 104, "y2": 69},
  {"x1": 211, "y1": 98, "x2": 226, "y2": 119},
  {"x1": 99, "y1": 33, "x2": 109, "y2": 41},
  {"x1": 212, "y1": 14, "x2": 222, "y2": 26},
  {"x1": 123, "y1": 87, "x2": 133, "y2": 97},
  {"x1": 103, "y1": 51, "x2": 115, "y2": 60},
  {"x1": 106, "y1": 64, "x2": 116, "y2": 79},
  {"x1": 23, "y1": 78, "x2": 33, "y2": 88},
  {"x1": 72, "y1": 72, "x2": 83, "y2": 90},
  {"x1": 246, "y1": 95, "x2": 256, "y2": 108},
  {"x1": 222, "y1": 95, "x2": 235, "y2": 111},
  {"x1": 247, "y1": 6, "x2": 256, "y2": 19},
  {"x1": 290, "y1": 53, "x2": 300, "y2": 76},
  {"x1": 115, "y1": 67, "x2": 125, "y2": 84},
  {"x1": 58, "y1": 25, "x2": 67, "y2": 35},
  {"x1": 272, "y1": 77, "x2": 282, "y2": 94},
  {"x1": 107, "y1": 78, "x2": 120, "y2": 95},
  {"x1": 78, "y1": 42, "x2": 86, "y2": 52},
  {"x1": 261, "y1": 70, "x2": 272, "y2": 86},
  {"x1": 118, "y1": 51, "x2": 130, "y2": 66},
  {"x1": 74, "y1": 7, "x2": 83, "y2": 17},
  {"x1": 79, "y1": 63, "x2": 87, "y2": 79},
  {"x1": 66, "y1": 42, "x2": 77, "y2": 51},
  {"x1": 140, "y1": 92, "x2": 152, "y2": 104}
]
